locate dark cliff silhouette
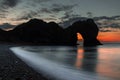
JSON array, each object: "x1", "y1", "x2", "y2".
[{"x1": 0, "y1": 18, "x2": 102, "y2": 46}]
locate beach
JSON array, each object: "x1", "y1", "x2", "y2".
[
  {"x1": 0, "y1": 43, "x2": 48, "y2": 80},
  {"x1": 10, "y1": 43, "x2": 120, "y2": 80},
  {"x1": 1, "y1": 42, "x2": 120, "y2": 80}
]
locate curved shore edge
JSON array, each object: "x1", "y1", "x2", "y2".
[
  {"x1": 0, "y1": 44, "x2": 48, "y2": 80},
  {"x1": 10, "y1": 47, "x2": 111, "y2": 80}
]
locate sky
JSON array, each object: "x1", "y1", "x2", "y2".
[
  {"x1": 0, "y1": 0, "x2": 120, "y2": 42},
  {"x1": 0, "y1": 0, "x2": 120, "y2": 24}
]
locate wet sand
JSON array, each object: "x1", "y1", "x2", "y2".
[
  {"x1": 0, "y1": 43, "x2": 48, "y2": 80},
  {"x1": 11, "y1": 44, "x2": 120, "y2": 80}
]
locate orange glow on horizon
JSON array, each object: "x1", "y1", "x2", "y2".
[
  {"x1": 97, "y1": 31, "x2": 120, "y2": 42},
  {"x1": 77, "y1": 31, "x2": 120, "y2": 42}
]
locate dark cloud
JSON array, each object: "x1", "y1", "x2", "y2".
[
  {"x1": 30, "y1": 0, "x2": 51, "y2": 3},
  {"x1": 2, "y1": 0, "x2": 20, "y2": 8},
  {"x1": 99, "y1": 28, "x2": 119, "y2": 32},
  {"x1": 49, "y1": 15, "x2": 56, "y2": 18},
  {"x1": 51, "y1": 4, "x2": 77, "y2": 13},
  {"x1": 59, "y1": 10, "x2": 82, "y2": 27},
  {"x1": 60, "y1": 11, "x2": 81, "y2": 21},
  {"x1": 95, "y1": 16, "x2": 120, "y2": 30},
  {"x1": 39, "y1": 4, "x2": 77, "y2": 14},
  {"x1": 0, "y1": 14, "x2": 6, "y2": 18},
  {"x1": 6, "y1": 0, "x2": 53, "y2": 20},
  {"x1": 40, "y1": 8, "x2": 52, "y2": 13},
  {"x1": 15, "y1": 11, "x2": 41, "y2": 21},
  {"x1": 50, "y1": 4, "x2": 78, "y2": 22},
  {"x1": 0, "y1": 9, "x2": 9, "y2": 18},
  {"x1": 14, "y1": 3, "x2": 77, "y2": 21},
  {"x1": 22, "y1": 0, "x2": 52, "y2": 9},
  {"x1": 100, "y1": 29, "x2": 113, "y2": 32},
  {"x1": 0, "y1": 0, "x2": 20, "y2": 9},
  {"x1": 0, "y1": 0, "x2": 51, "y2": 19},
  {"x1": 43, "y1": 18, "x2": 57, "y2": 21},
  {"x1": 59, "y1": 16, "x2": 84, "y2": 27},
  {"x1": 60, "y1": 15, "x2": 120, "y2": 30},
  {"x1": 94, "y1": 15, "x2": 120, "y2": 21},
  {"x1": 0, "y1": 0, "x2": 20, "y2": 18},
  {"x1": 61, "y1": 11, "x2": 73, "y2": 20}
]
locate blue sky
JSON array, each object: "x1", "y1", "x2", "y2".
[{"x1": 0, "y1": 0, "x2": 120, "y2": 24}]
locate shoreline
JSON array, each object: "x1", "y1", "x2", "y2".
[{"x1": 0, "y1": 44, "x2": 49, "y2": 80}]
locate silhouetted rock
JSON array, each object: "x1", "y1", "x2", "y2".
[
  {"x1": 0, "y1": 18, "x2": 102, "y2": 46},
  {"x1": 0, "y1": 29, "x2": 8, "y2": 41},
  {"x1": 0, "y1": 23, "x2": 15, "y2": 30},
  {"x1": 68, "y1": 19, "x2": 102, "y2": 46}
]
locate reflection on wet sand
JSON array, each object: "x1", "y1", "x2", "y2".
[
  {"x1": 96, "y1": 47, "x2": 120, "y2": 79},
  {"x1": 75, "y1": 46, "x2": 98, "y2": 72},
  {"x1": 75, "y1": 46, "x2": 120, "y2": 80}
]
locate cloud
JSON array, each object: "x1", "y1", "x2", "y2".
[
  {"x1": 15, "y1": 11, "x2": 40, "y2": 21},
  {"x1": 95, "y1": 16, "x2": 120, "y2": 29},
  {"x1": 60, "y1": 10, "x2": 73, "y2": 21},
  {"x1": 99, "y1": 28, "x2": 113, "y2": 32},
  {"x1": 0, "y1": 0, "x2": 20, "y2": 9},
  {"x1": 3, "y1": 0, "x2": 20, "y2": 8},
  {"x1": 0, "y1": 0, "x2": 20, "y2": 19},
  {"x1": 60, "y1": 15, "x2": 120, "y2": 30},
  {"x1": 40, "y1": 8, "x2": 52, "y2": 13},
  {"x1": 51, "y1": 4, "x2": 77, "y2": 13},
  {"x1": 0, "y1": 0, "x2": 51, "y2": 19},
  {"x1": 9, "y1": 0, "x2": 53, "y2": 20},
  {"x1": 14, "y1": 3, "x2": 77, "y2": 21},
  {"x1": 0, "y1": 9, "x2": 9, "y2": 18},
  {"x1": 50, "y1": 4, "x2": 78, "y2": 22},
  {"x1": 60, "y1": 11, "x2": 81, "y2": 21},
  {"x1": 99, "y1": 27, "x2": 120, "y2": 32},
  {"x1": 59, "y1": 16, "x2": 85, "y2": 28},
  {"x1": 39, "y1": 4, "x2": 77, "y2": 14},
  {"x1": 29, "y1": 0, "x2": 51, "y2": 3},
  {"x1": 21, "y1": 0, "x2": 52, "y2": 9},
  {"x1": 43, "y1": 18, "x2": 57, "y2": 21}
]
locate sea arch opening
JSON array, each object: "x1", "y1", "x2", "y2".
[{"x1": 77, "y1": 33, "x2": 83, "y2": 45}]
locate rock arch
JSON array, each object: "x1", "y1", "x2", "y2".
[{"x1": 65, "y1": 19, "x2": 102, "y2": 46}]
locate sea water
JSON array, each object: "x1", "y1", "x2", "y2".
[{"x1": 11, "y1": 42, "x2": 120, "y2": 80}]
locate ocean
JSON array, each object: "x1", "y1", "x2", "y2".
[{"x1": 11, "y1": 42, "x2": 120, "y2": 80}]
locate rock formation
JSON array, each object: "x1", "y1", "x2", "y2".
[
  {"x1": 0, "y1": 18, "x2": 102, "y2": 46},
  {"x1": 67, "y1": 19, "x2": 102, "y2": 46}
]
